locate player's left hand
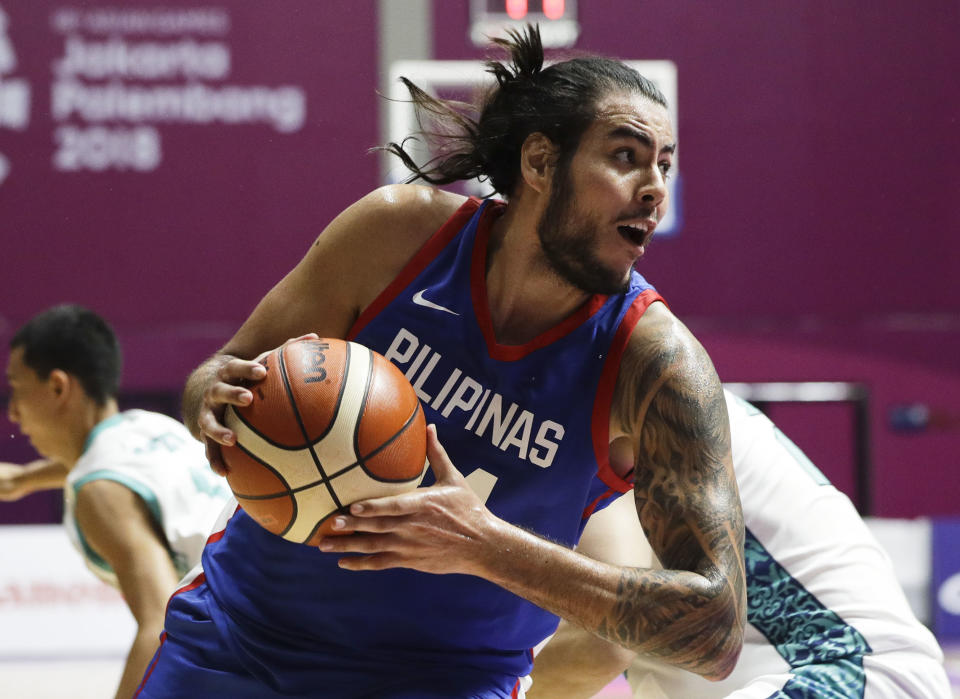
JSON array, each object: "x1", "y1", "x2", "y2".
[{"x1": 317, "y1": 424, "x2": 504, "y2": 576}]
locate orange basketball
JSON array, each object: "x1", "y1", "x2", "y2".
[{"x1": 222, "y1": 338, "x2": 427, "y2": 545}]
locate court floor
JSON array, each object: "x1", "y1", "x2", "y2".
[{"x1": 2, "y1": 647, "x2": 958, "y2": 698}]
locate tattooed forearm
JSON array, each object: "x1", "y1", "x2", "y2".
[
  {"x1": 598, "y1": 566, "x2": 743, "y2": 678},
  {"x1": 606, "y1": 311, "x2": 746, "y2": 678}
]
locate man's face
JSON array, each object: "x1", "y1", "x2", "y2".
[
  {"x1": 537, "y1": 91, "x2": 675, "y2": 294},
  {"x1": 6, "y1": 347, "x2": 64, "y2": 460}
]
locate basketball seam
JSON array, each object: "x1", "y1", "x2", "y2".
[
  {"x1": 352, "y1": 345, "x2": 375, "y2": 478},
  {"x1": 227, "y1": 360, "x2": 323, "y2": 450},
  {"x1": 305, "y1": 343, "x2": 351, "y2": 445},
  {"x1": 226, "y1": 436, "x2": 298, "y2": 500},
  {"x1": 240, "y1": 408, "x2": 426, "y2": 503},
  {"x1": 279, "y1": 341, "x2": 349, "y2": 513},
  {"x1": 240, "y1": 459, "x2": 424, "y2": 501},
  {"x1": 295, "y1": 344, "x2": 367, "y2": 546},
  {"x1": 225, "y1": 407, "x2": 323, "y2": 450},
  {"x1": 276, "y1": 344, "x2": 321, "y2": 534},
  {"x1": 228, "y1": 354, "x2": 353, "y2": 449},
  {"x1": 301, "y1": 509, "x2": 343, "y2": 545},
  {"x1": 227, "y1": 398, "x2": 306, "y2": 450},
  {"x1": 356, "y1": 399, "x2": 426, "y2": 482}
]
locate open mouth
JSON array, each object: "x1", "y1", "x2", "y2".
[{"x1": 618, "y1": 224, "x2": 648, "y2": 247}]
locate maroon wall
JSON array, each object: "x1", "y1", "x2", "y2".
[
  {"x1": 0, "y1": 0, "x2": 380, "y2": 390},
  {"x1": 2, "y1": 1, "x2": 958, "y2": 519},
  {"x1": 440, "y1": 1, "x2": 960, "y2": 517}
]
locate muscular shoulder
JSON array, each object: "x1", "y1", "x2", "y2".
[
  {"x1": 354, "y1": 184, "x2": 466, "y2": 236},
  {"x1": 312, "y1": 184, "x2": 467, "y2": 309},
  {"x1": 333, "y1": 185, "x2": 464, "y2": 261},
  {"x1": 611, "y1": 302, "x2": 726, "y2": 441},
  {"x1": 222, "y1": 185, "x2": 468, "y2": 349}
]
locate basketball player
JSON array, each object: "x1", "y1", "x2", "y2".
[
  {"x1": 1, "y1": 305, "x2": 231, "y2": 699},
  {"x1": 527, "y1": 389, "x2": 952, "y2": 698},
  {"x1": 139, "y1": 26, "x2": 747, "y2": 698}
]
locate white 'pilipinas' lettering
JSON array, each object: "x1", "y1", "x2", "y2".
[{"x1": 383, "y1": 328, "x2": 564, "y2": 468}]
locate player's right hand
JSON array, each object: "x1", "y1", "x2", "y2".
[
  {"x1": 199, "y1": 334, "x2": 319, "y2": 475},
  {"x1": 197, "y1": 356, "x2": 266, "y2": 475},
  {"x1": 0, "y1": 462, "x2": 28, "y2": 501}
]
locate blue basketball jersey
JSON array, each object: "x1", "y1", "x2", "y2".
[{"x1": 172, "y1": 197, "x2": 664, "y2": 696}]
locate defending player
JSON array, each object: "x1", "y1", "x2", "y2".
[
  {"x1": 1, "y1": 305, "x2": 230, "y2": 699},
  {"x1": 141, "y1": 26, "x2": 746, "y2": 698},
  {"x1": 527, "y1": 390, "x2": 952, "y2": 698}
]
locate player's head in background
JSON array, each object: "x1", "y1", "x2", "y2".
[
  {"x1": 6, "y1": 304, "x2": 121, "y2": 462},
  {"x1": 385, "y1": 24, "x2": 674, "y2": 294}
]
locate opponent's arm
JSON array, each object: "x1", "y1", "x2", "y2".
[
  {"x1": 75, "y1": 480, "x2": 183, "y2": 699},
  {"x1": 529, "y1": 621, "x2": 636, "y2": 699},
  {"x1": 0, "y1": 459, "x2": 68, "y2": 500},
  {"x1": 181, "y1": 184, "x2": 461, "y2": 472}
]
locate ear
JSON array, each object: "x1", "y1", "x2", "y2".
[
  {"x1": 519, "y1": 132, "x2": 558, "y2": 194},
  {"x1": 47, "y1": 369, "x2": 72, "y2": 402}
]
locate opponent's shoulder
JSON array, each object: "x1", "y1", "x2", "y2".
[{"x1": 74, "y1": 478, "x2": 161, "y2": 553}]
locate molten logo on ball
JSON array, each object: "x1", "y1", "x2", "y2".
[
  {"x1": 222, "y1": 338, "x2": 428, "y2": 545},
  {"x1": 302, "y1": 340, "x2": 329, "y2": 383}
]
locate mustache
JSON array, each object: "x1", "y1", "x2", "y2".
[{"x1": 617, "y1": 208, "x2": 658, "y2": 223}]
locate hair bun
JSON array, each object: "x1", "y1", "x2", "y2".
[{"x1": 487, "y1": 24, "x2": 544, "y2": 87}]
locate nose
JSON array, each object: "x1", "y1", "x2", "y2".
[
  {"x1": 637, "y1": 168, "x2": 668, "y2": 209},
  {"x1": 7, "y1": 399, "x2": 19, "y2": 424}
]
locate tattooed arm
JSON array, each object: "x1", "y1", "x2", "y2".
[
  {"x1": 488, "y1": 303, "x2": 744, "y2": 679},
  {"x1": 601, "y1": 302, "x2": 746, "y2": 678},
  {"x1": 516, "y1": 302, "x2": 745, "y2": 680}
]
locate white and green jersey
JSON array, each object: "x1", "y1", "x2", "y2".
[
  {"x1": 64, "y1": 409, "x2": 231, "y2": 587},
  {"x1": 627, "y1": 391, "x2": 951, "y2": 699}
]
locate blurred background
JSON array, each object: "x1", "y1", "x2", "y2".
[{"x1": 0, "y1": 1, "x2": 957, "y2": 697}]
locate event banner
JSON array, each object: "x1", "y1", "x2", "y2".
[
  {"x1": 2, "y1": 6, "x2": 307, "y2": 177},
  {"x1": 0, "y1": 2, "x2": 380, "y2": 374}
]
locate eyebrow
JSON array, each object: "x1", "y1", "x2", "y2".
[{"x1": 608, "y1": 126, "x2": 676, "y2": 155}]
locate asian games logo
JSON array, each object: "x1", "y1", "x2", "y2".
[{"x1": 0, "y1": 5, "x2": 32, "y2": 187}]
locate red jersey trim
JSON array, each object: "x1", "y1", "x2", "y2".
[
  {"x1": 166, "y1": 571, "x2": 207, "y2": 615},
  {"x1": 591, "y1": 289, "x2": 665, "y2": 493},
  {"x1": 347, "y1": 196, "x2": 483, "y2": 341},
  {"x1": 160, "y1": 504, "x2": 237, "y2": 617},
  {"x1": 470, "y1": 209, "x2": 610, "y2": 362},
  {"x1": 582, "y1": 488, "x2": 617, "y2": 519}
]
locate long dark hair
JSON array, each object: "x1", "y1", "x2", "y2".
[{"x1": 382, "y1": 25, "x2": 668, "y2": 197}]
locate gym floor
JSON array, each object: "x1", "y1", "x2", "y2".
[{"x1": 2, "y1": 647, "x2": 958, "y2": 699}]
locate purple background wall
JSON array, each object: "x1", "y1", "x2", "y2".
[{"x1": 1, "y1": 1, "x2": 958, "y2": 522}]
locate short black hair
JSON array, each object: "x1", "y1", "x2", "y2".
[{"x1": 10, "y1": 305, "x2": 122, "y2": 406}]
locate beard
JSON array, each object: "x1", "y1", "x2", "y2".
[{"x1": 536, "y1": 162, "x2": 634, "y2": 296}]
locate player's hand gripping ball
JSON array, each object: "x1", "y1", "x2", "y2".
[{"x1": 222, "y1": 338, "x2": 427, "y2": 544}]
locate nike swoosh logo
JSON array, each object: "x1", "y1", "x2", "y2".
[{"x1": 412, "y1": 288, "x2": 460, "y2": 316}]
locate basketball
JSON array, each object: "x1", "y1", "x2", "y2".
[{"x1": 221, "y1": 338, "x2": 428, "y2": 545}]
